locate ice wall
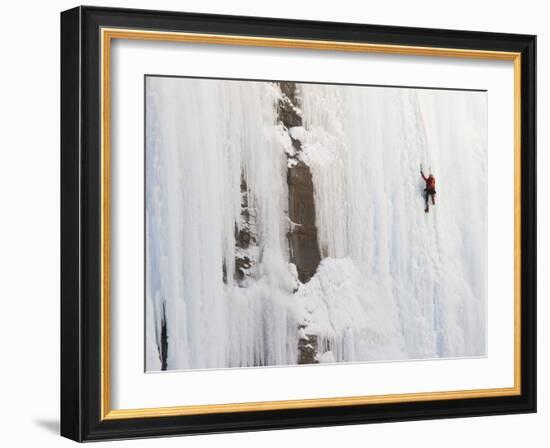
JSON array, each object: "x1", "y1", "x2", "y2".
[
  {"x1": 146, "y1": 77, "x2": 487, "y2": 371},
  {"x1": 146, "y1": 78, "x2": 299, "y2": 370},
  {"x1": 298, "y1": 84, "x2": 487, "y2": 360}
]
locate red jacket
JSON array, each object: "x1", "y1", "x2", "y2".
[{"x1": 422, "y1": 173, "x2": 436, "y2": 190}]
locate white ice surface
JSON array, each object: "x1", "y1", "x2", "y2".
[{"x1": 146, "y1": 78, "x2": 487, "y2": 371}]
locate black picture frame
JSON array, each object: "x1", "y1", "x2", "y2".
[{"x1": 61, "y1": 5, "x2": 536, "y2": 442}]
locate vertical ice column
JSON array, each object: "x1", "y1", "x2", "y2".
[{"x1": 146, "y1": 78, "x2": 301, "y2": 370}]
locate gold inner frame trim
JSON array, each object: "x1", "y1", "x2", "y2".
[{"x1": 100, "y1": 27, "x2": 522, "y2": 420}]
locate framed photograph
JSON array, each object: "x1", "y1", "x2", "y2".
[{"x1": 60, "y1": 6, "x2": 536, "y2": 442}]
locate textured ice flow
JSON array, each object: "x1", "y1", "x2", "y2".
[{"x1": 145, "y1": 77, "x2": 487, "y2": 371}]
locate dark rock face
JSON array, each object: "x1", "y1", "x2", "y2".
[
  {"x1": 158, "y1": 302, "x2": 168, "y2": 371},
  {"x1": 278, "y1": 81, "x2": 321, "y2": 284},
  {"x1": 232, "y1": 175, "x2": 257, "y2": 286},
  {"x1": 278, "y1": 82, "x2": 303, "y2": 128},
  {"x1": 287, "y1": 161, "x2": 322, "y2": 283},
  {"x1": 278, "y1": 81, "x2": 322, "y2": 365},
  {"x1": 298, "y1": 330, "x2": 319, "y2": 364},
  {"x1": 234, "y1": 255, "x2": 252, "y2": 283}
]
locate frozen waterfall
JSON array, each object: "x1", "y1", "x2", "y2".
[{"x1": 145, "y1": 76, "x2": 487, "y2": 371}]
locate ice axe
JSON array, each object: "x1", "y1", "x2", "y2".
[{"x1": 420, "y1": 164, "x2": 432, "y2": 175}]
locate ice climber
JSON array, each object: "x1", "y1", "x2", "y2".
[{"x1": 421, "y1": 168, "x2": 436, "y2": 213}]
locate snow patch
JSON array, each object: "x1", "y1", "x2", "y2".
[
  {"x1": 288, "y1": 125, "x2": 306, "y2": 142},
  {"x1": 316, "y1": 350, "x2": 335, "y2": 364},
  {"x1": 296, "y1": 257, "x2": 405, "y2": 362}
]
